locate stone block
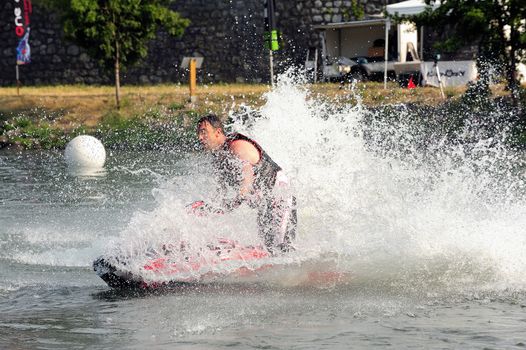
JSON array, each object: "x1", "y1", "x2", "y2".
[
  {"x1": 39, "y1": 29, "x2": 55, "y2": 35},
  {"x1": 46, "y1": 45, "x2": 56, "y2": 55},
  {"x1": 332, "y1": 14, "x2": 342, "y2": 22},
  {"x1": 365, "y1": 4, "x2": 377, "y2": 13},
  {"x1": 67, "y1": 45, "x2": 80, "y2": 56},
  {"x1": 139, "y1": 75, "x2": 150, "y2": 84},
  {"x1": 79, "y1": 53, "x2": 90, "y2": 63}
]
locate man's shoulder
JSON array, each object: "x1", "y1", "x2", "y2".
[{"x1": 229, "y1": 139, "x2": 260, "y2": 164}]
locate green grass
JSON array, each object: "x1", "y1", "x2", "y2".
[{"x1": 0, "y1": 82, "x2": 523, "y2": 150}]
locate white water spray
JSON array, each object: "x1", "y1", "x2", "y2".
[{"x1": 107, "y1": 70, "x2": 526, "y2": 293}]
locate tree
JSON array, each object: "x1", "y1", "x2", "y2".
[
  {"x1": 57, "y1": 0, "x2": 189, "y2": 108},
  {"x1": 407, "y1": 0, "x2": 526, "y2": 101}
]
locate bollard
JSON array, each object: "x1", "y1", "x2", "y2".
[{"x1": 189, "y1": 58, "x2": 197, "y2": 103}]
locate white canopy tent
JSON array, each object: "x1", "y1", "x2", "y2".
[
  {"x1": 385, "y1": 0, "x2": 440, "y2": 16},
  {"x1": 313, "y1": 0, "x2": 441, "y2": 87},
  {"x1": 382, "y1": 0, "x2": 440, "y2": 88}
]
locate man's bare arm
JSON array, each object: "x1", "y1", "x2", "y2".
[{"x1": 222, "y1": 140, "x2": 260, "y2": 210}]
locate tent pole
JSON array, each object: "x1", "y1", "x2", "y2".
[
  {"x1": 269, "y1": 49, "x2": 274, "y2": 87},
  {"x1": 314, "y1": 48, "x2": 318, "y2": 83},
  {"x1": 384, "y1": 19, "x2": 390, "y2": 89},
  {"x1": 420, "y1": 26, "x2": 424, "y2": 60}
]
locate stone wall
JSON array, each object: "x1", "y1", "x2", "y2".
[{"x1": 0, "y1": 0, "x2": 390, "y2": 86}]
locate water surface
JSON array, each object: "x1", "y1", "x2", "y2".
[{"x1": 2, "y1": 80, "x2": 526, "y2": 349}]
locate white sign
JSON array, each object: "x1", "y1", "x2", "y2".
[
  {"x1": 421, "y1": 60, "x2": 477, "y2": 87},
  {"x1": 180, "y1": 57, "x2": 204, "y2": 69},
  {"x1": 398, "y1": 22, "x2": 418, "y2": 62}
]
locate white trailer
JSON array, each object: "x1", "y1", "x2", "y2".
[
  {"x1": 314, "y1": 0, "x2": 467, "y2": 87},
  {"x1": 314, "y1": 17, "x2": 420, "y2": 86}
]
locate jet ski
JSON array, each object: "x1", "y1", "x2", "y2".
[{"x1": 93, "y1": 238, "x2": 272, "y2": 290}]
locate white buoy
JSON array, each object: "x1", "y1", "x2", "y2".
[{"x1": 65, "y1": 135, "x2": 106, "y2": 168}]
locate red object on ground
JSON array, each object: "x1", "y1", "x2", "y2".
[{"x1": 407, "y1": 75, "x2": 416, "y2": 89}]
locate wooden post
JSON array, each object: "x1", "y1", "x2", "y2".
[{"x1": 189, "y1": 58, "x2": 197, "y2": 103}]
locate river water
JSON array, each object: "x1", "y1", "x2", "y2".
[{"x1": 1, "y1": 79, "x2": 526, "y2": 349}]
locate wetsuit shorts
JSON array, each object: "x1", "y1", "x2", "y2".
[{"x1": 256, "y1": 171, "x2": 297, "y2": 254}]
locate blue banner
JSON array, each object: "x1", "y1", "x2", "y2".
[{"x1": 16, "y1": 28, "x2": 31, "y2": 65}]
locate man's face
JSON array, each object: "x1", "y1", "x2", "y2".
[{"x1": 197, "y1": 121, "x2": 224, "y2": 150}]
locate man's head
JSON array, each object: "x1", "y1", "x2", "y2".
[{"x1": 197, "y1": 114, "x2": 226, "y2": 150}]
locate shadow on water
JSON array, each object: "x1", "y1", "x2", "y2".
[{"x1": 90, "y1": 280, "x2": 304, "y2": 302}]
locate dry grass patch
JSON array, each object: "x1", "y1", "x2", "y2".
[
  {"x1": 0, "y1": 82, "x2": 495, "y2": 132},
  {"x1": 0, "y1": 84, "x2": 276, "y2": 130},
  {"x1": 0, "y1": 82, "x2": 521, "y2": 150}
]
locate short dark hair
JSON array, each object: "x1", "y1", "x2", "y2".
[{"x1": 197, "y1": 114, "x2": 224, "y2": 131}]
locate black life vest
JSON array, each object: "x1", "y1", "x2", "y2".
[{"x1": 211, "y1": 133, "x2": 281, "y2": 192}]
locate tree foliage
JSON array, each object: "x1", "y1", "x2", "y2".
[
  {"x1": 406, "y1": 0, "x2": 526, "y2": 96},
  {"x1": 49, "y1": 0, "x2": 190, "y2": 107},
  {"x1": 62, "y1": 0, "x2": 188, "y2": 70}
]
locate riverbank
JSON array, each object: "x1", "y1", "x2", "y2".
[{"x1": 0, "y1": 82, "x2": 522, "y2": 149}]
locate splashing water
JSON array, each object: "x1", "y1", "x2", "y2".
[{"x1": 105, "y1": 70, "x2": 526, "y2": 294}]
